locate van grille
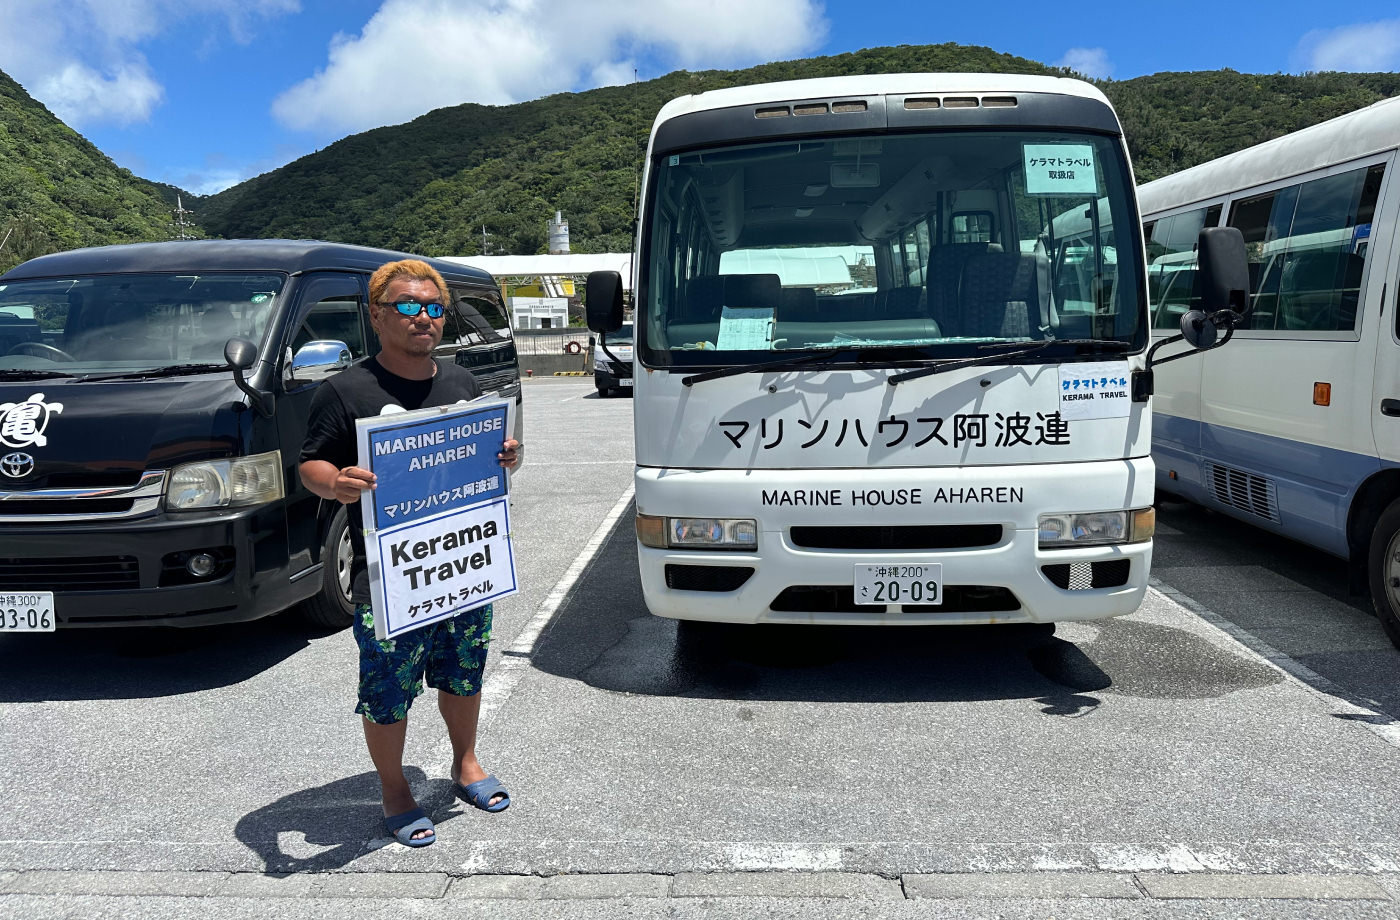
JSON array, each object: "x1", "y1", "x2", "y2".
[
  {"x1": 0, "y1": 471, "x2": 164, "y2": 522},
  {"x1": 1207, "y1": 463, "x2": 1279, "y2": 522},
  {"x1": 0, "y1": 556, "x2": 141, "y2": 591}
]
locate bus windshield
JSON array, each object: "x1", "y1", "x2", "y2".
[{"x1": 639, "y1": 130, "x2": 1144, "y2": 366}]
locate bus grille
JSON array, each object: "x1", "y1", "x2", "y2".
[
  {"x1": 1207, "y1": 463, "x2": 1279, "y2": 522},
  {"x1": 665, "y1": 564, "x2": 753, "y2": 592},
  {"x1": 770, "y1": 584, "x2": 1019, "y2": 614},
  {"x1": 1042, "y1": 559, "x2": 1131, "y2": 590},
  {"x1": 790, "y1": 525, "x2": 1002, "y2": 550}
]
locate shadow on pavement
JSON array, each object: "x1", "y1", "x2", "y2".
[
  {"x1": 530, "y1": 506, "x2": 1282, "y2": 709},
  {"x1": 0, "y1": 610, "x2": 335, "y2": 702},
  {"x1": 235, "y1": 769, "x2": 412, "y2": 873}
]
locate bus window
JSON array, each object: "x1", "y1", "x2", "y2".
[
  {"x1": 1228, "y1": 163, "x2": 1382, "y2": 333},
  {"x1": 1145, "y1": 204, "x2": 1220, "y2": 329}
]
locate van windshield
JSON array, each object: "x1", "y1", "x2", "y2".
[
  {"x1": 639, "y1": 130, "x2": 1144, "y2": 366},
  {"x1": 0, "y1": 273, "x2": 284, "y2": 375}
]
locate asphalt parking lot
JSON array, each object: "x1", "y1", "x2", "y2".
[{"x1": 1, "y1": 377, "x2": 1397, "y2": 919}]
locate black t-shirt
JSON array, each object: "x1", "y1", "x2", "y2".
[{"x1": 300, "y1": 357, "x2": 483, "y2": 604}]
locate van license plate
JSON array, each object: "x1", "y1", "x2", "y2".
[
  {"x1": 854, "y1": 564, "x2": 942, "y2": 606},
  {"x1": 0, "y1": 593, "x2": 56, "y2": 632}
]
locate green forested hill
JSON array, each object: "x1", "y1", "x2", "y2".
[
  {"x1": 199, "y1": 46, "x2": 1400, "y2": 257},
  {"x1": 10, "y1": 43, "x2": 1400, "y2": 267},
  {"x1": 0, "y1": 70, "x2": 195, "y2": 273}
]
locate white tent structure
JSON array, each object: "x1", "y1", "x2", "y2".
[{"x1": 442, "y1": 253, "x2": 633, "y2": 291}]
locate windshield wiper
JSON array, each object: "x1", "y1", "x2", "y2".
[
  {"x1": 888, "y1": 339, "x2": 1133, "y2": 386},
  {"x1": 681, "y1": 351, "x2": 847, "y2": 387},
  {"x1": 79, "y1": 363, "x2": 225, "y2": 382},
  {"x1": 0, "y1": 368, "x2": 75, "y2": 380}
]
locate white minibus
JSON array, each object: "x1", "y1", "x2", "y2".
[
  {"x1": 587, "y1": 73, "x2": 1243, "y2": 630},
  {"x1": 1138, "y1": 93, "x2": 1400, "y2": 648}
]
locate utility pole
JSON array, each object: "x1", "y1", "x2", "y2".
[{"x1": 172, "y1": 195, "x2": 196, "y2": 240}]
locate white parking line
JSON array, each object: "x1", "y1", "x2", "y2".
[{"x1": 476, "y1": 484, "x2": 636, "y2": 727}]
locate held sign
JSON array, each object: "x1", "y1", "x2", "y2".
[{"x1": 356, "y1": 398, "x2": 519, "y2": 640}]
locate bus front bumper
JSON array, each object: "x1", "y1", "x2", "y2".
[{"x1": 634, "y1": 460, "x2": 1153, "y2": 626}]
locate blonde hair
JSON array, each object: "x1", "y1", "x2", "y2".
[{"x1": 369, "y1": 258, "x2": 449, "y2": 307}]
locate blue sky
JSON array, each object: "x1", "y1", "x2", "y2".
[{"x1": 0, "y1": 0, "x2": 1396, "y2": 197}]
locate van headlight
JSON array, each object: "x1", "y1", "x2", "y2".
[
  {"x1": 636, "y1": 513, "x2": 758, "y2": 550},
  {"x1": 1038, "y1": 508, "x2": 1154, "y2": 547},
  {"x1": 166, "y1": 451, "x2": 284, "y2": 510}
]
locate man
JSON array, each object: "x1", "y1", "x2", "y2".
[{"x1": 299, "y1": 258, "x2": 520, "y2": 848}]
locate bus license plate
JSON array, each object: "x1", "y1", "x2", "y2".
[
  {"x1": 0, "y1": 592, "x2": 56, "y2": 632},
  {"x1": 854, "y1": 564, "x2": 942, "y2": 606}
]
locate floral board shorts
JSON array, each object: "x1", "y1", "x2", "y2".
[{"x1": 351, "y1": 602, "x2": 493, "y2": 724}]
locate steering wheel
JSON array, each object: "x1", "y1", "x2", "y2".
[{"x1": 7, "y1": 342, "x2": 76, "y2": 362}]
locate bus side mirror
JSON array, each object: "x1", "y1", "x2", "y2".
[
  {"x1": 1178, "y1": 310, "x2": 1218, "y2": 349},
  {"x1": 1196, "y1": 226, "x2": 1249, "y2": 315},
  {"x1": 586, "y1": 271, "x2": 624, "y2": 333}
]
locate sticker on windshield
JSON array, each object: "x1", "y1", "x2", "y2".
[
  {"x1": 1023, "y1": 144, "x2": 1098, "y2": 196},
  {"x1": 715, "y1": 306, "x2": 774, "y2": 350},
  {"x1": 1058, "y1": 361, "x2": 1130, "y2": 420}
]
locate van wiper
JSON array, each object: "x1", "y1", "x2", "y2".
[
  {"x1": 79, "y1": 363, "x2": 225, "y2": 382},
  {"x1": 681, "y1": 350, "x2": 848, "y2": 387},
  {"x1": 0, "y1": 368, "x2": 75, "y2": 380},
  {"x1": 888, "y1": 339, "x2": 1133, "y2": 386}
]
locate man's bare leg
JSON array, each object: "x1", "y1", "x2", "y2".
[
  {"x1": 363, "y1": 716, "x2": 432, "y2": 841},
  {"x1": 439, "y1": 690, "x2": 506, "y2": 807}
]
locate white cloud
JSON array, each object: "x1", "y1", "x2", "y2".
[
  {"x1": 0, "y1": 0, "x2": 298, "y2": 128},
  {"x1": 272, "y1": 0, "x2": 828, "y2": 135},
  {"x1": 1055, "y1": 47, "x2": 1113, "y2": 80},
  {"x1": 1295, "y1": 19, "x2": 1400, "y2": 72}
]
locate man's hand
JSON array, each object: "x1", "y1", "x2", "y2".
[
  {"x1": 497, "y1": 438, "x2": 521, "y2": 470},
  {"x1": 299, "y1": 459, "x2": 375, "y2": 504},
  {"x1": 331, "y1": 465, "x2": 377, "y2": 503}
]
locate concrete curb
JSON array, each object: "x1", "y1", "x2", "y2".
[{"x1": 3, "y1": 870, "x2": 1397, "y2": 902}]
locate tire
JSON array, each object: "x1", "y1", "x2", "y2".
[
  {"x1": 299, "y1": 505, "x2": 356, "y2": 629},
  {"x1": 1366, "y1": 498, "x2": 1400, "y2": 650}
]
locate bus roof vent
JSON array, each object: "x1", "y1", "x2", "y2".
[
  {"x1": 793, "y1": 102, "x2": 829, "y2": 116},
  {"x1": 832, "y1": 100, "x2": 867, "y2": 114},
  {"x1": 981, "y1": 96, "x2": 1018, "y2": 107},
  {"x1": 1208, "y1": 463, "x2": 1280, "y2": 523},
  {"x1": 905, "y1": 97, "x2": 941, "y2": 110},
  {"x1": 755, "y1": 106, "x2": 791, "y2": 119},
  {"x1": 942, "y1": 96, "x2": 980, "y2": 108}
]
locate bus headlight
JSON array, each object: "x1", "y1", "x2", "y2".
[
  {"x1": 166, "y1": 451, "x2": 285, "y2": 510},
  {"x1": 1038, "y1": 508, "x2": 1154, "y2": 547},
  {"x1": 636, "y1": 513, "x2": 758, "y2": 550}
]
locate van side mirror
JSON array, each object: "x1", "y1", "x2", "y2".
[
  {"x1": 224, "y1": 336, "x2": 275, "y2": 418},
  {"x1": 586, "y1": 271, "x2": 624, "y2": 333},
  {"x1": 289, "y1": 339, "x2": 352, "y2": 384}
]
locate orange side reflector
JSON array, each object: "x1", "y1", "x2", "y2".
[{"x1": 1313, "y1": 382, "x2": 1331, "y2": 406}]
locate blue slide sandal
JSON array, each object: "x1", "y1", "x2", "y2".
[
  {"x1": 456, "y1": 775, "x2": 511, "y2": 812},
  {"x1": 384, "y1": 807, "x2": 436, "y2": 847}
]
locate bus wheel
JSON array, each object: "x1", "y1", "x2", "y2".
[
  {"x1": 300, "y1": 506, "x2": 356, "y2": 630},
  {"x1": 1366, "y1": 499, "x2": 1400, "y2": 650}
]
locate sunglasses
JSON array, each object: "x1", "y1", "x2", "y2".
[{"x1": 379, "y1": 300, "x2": 445, "y2": 319}]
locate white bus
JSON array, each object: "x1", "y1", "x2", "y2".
[
  {"x1": 1138, "y1": 93, "x2": 1400, "y2": 649},
  {"x1": 587, "y1": 73, "x2": 1242, "y2": 630}
]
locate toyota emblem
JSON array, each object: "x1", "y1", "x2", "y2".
[{"x1": 1, "y1": 452, "x2": 35, "y2": 479}]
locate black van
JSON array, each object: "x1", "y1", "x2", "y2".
[{"x1": 0, "y1": 240, "x2": 520, "y2": 629}]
